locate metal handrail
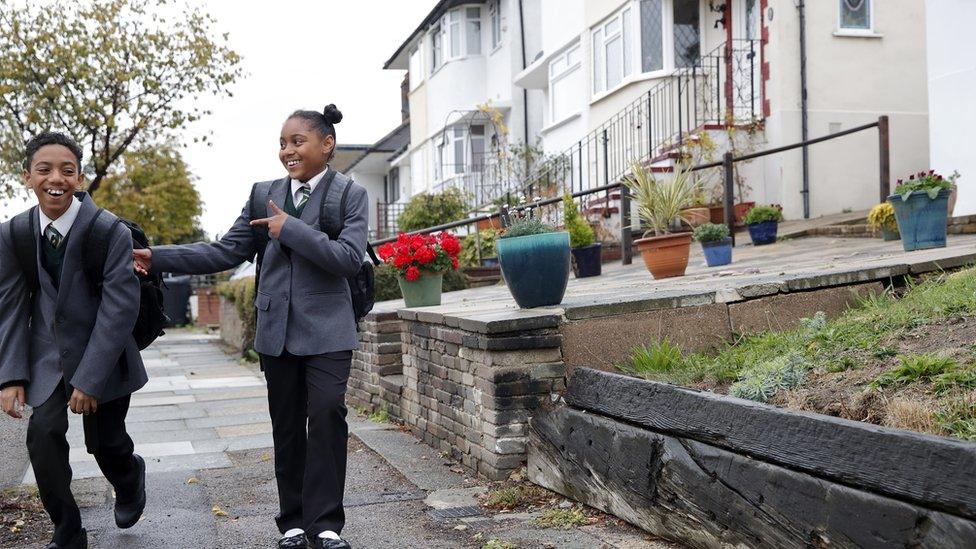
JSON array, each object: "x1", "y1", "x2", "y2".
[{"x1": 371, "y1": 116, "x2": 891, "y2": 258}]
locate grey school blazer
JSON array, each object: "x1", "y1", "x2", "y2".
[
  {"x1": 150, "y1": 170, "x2": 369, "y2": 357},
  {"x1": 0, "y1": 193, "x2": 148, "y2": 407}
]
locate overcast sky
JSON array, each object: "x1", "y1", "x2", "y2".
[
  {"x1": 2, "y1": 0, "x2": 437, "y2": 237},
  {"x1": 184, "y1": 0, "x2": 436, "y2": 237}
]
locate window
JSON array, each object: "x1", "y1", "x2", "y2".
[
  {"x1": 466, "y1": 7, "x2": 482, "y2": 55},
  {"x1": 449, "y1": 10, "x2": 462, "y2": 57},
  {"x1": 673, "y1": 0, "x2": 700, "y2": 68},
  {"x1": 409, "y1": 45, "x2": 424, "y2": 89},
  {"x1": 549, "y1": 45, "x2": 582, "y2": 123},
  {"x1": 592, "y1": 6, "x2": 633, "y2": 94},
  {"x1": 470, "y1": 125, "x2": 486, "y2": 170},
  {"x1": 430, "y1": 24, "x2": 442, "y2": 73},
  {"x1": 387, "y1": 168, "x2": 400, "y2": 203},
  {"x1": 639, "y1": 0, "x2": 663, "y2": 72},
  {"x1": 436, "y1": 126, "x2": 488, "y2": 178},
  {"x1": 489, "y1": 0, "x2": 502, "y2": 50},
  {"x1": 839, "y1": 0, "x2": 871, "y2": 31}
]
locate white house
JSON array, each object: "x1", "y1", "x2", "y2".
[{"x1": 925, "y1": 0, "x2": 975, "y2": 217}]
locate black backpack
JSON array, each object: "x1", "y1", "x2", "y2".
[
  {"x1": 9, "y1": 206, "x2": 169, "y2": 351},
  {"x1": 249, "y1": 171, "x2": 380, "y2": 322}
]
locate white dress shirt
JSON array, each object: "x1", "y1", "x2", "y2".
[
  {"x1": 290, "y1": 167, "x2": 330, "y2": 205},
  {"x1": 37, "y1": 195, "x2": 82, "y2": 240}
]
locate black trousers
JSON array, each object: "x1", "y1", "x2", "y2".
[
  {"x1": 27, "y1": 380, "x2": 140, "y2": 546},
  {"x1": 263, "y1": 350, "x2": 352, "y2": 537}
]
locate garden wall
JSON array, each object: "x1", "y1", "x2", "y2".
[{"x1": 529, "y1": 368, "x2": 976, "y2": 548}]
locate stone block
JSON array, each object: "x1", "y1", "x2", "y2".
[
  {"x1": 560, "y1": 302, "x2": 731, "y2": 372},
  {"x1": 728, "y1": 281, "x2": 884, "y2": 335}
]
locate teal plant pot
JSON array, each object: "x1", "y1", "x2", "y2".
[
  {"x1": 397, "y1": 272, "x2": 443, "y2": 308},
  {"x1": 881, "y1": 226, "x2": 900, "y2": 242},
  {"x1": 497, "y1": 232, "x2": 571, "y2": 308},
  {"x1": 888, "y1": 189, "x2": 949, "y2": 251}
]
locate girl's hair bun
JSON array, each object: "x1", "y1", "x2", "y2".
[{"x1": 322, "y1": 104, "x2": 343, "y2": 125}]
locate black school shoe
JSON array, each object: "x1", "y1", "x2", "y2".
[
  {"x1": 279, "y1": 532, "x2": 307, "y2": 548},
  {"x1": 115, "y1": 454, "x2": 147, "y2": 528},
  {"x1": 45, "y1": 528, "x2": 87, "y2": 549},
  {"x1": 307, "y1": 535, "x2": 351, "y2": 549}
]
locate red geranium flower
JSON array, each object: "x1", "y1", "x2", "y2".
[
  {"x1": 450, "y1": 257, "x2": 459, "y2": 269},
  {"x1": 415, "y1": 246, "x2": 436, "y2": 265},
  {"x1": 405, "y1": 266, "x2": 420, "y2": 281}
]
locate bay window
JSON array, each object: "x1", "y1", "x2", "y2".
[
  {"x1": 592, "y1": 6, "x2": 633, "y2": 94},
  {"x1": 430, "y1": 5, "x2": 483, "y2": 74}
]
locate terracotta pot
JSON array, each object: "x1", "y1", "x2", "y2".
[
  {"x1": 477, "y1": 214, "x2": 502, "y2": 232},
  {"x1": 634, "y1": 233, "x2": 693, "y2": 279},
  {"x1": 733, "y1": 202, "x2": 756, "y2": 225},
  {"x1": 708, "y1": 206, "x2": 725, "y2": 224},
  {"x1": 681, "y1": 207, "x2": 710, "y2": 228}
]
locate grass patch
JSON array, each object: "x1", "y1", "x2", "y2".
[
  {"x1": 479, "y1": 538, "x2": 516, "y2": 549},
  {"x1": 936, "y1": 395, "x2": 976, "y2": 440},
  {"x1": 367, "y1": 408, "x2": 391, "y2": 423},
  {"x1": 615, "y1": 268, "x2": 976, "y2": 439},
  {"x1": 535, "y1": 506, "x2": 588, "y2": 528},
  {"x1": 483, "y1": 485, "x2": 551, "y2": 511}
]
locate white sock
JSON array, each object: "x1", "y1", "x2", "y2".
[
  {"x1": 319, "y1": 530, "x2": 340, "y2": 540},
  {"x1": 283, "y1": 528, "x2": 305, "y2": 538}
]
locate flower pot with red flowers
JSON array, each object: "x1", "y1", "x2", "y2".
[
  {"x1": 888, "y1": 170, "x2": 959, "y2": 252},
  {"x1": 377, "y1": 232, "x2": 461, "y2": 308},
  {"x1": 623, "y1": 162, "x2": 698, "y2": 279}
]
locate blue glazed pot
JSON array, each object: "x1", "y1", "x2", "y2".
[
  {"x1": 571, "y1": 243, "x2": 602, "y2": 278},
  {"x1": 701, "y1": 237, "x2": 733, "y2": 267},
  {"x1": 747, "y1": 220, "x2": 779, "y2": 246},
  {"x1": 497, "y1": 231, "x2": 571, "y2": 308},
  {"x1": 888, "y1": 189, "x2": 949, "y2": 251}
]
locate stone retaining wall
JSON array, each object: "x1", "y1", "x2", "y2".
[{"x1": 347, "y1": 312, "x2": 404, "y2": 417}]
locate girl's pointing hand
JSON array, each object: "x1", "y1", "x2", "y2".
[{"x1": 250, "y1": 200, "x2": 289, "y2": 239}]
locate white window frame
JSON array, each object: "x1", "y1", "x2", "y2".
[
  {"x1": 591, "y1": 5, "x2": 634, "y2": 95},
  {"x1": 430, "y1": 24, "x2": 443, "y2": 74},
  {"x1": 837, "y1": 0, "x2": 874, "y2": 34},
  {"x1": 430, "y1": 5, "x2": 484, "y2": 74},
  {"x1": 466, "y1": 6, "x2": 482, "y2": 56},
  {"x1": 549, "y1": 44, "x2": 583, "y2": 126},
  {"x1": 488, "y1": 0, "x2": 502, "y2": 51},
  {"x1": 409, "y1": 43, "x2": 424, "y2": 90}
]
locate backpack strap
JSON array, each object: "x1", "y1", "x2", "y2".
[
  {"x1": 249, "y1": 179, "x2": 276, "y2": 262},
  {"x1": 9, "y1": 208, "x2": 39, "y2": 293},
  {"x1": 82, "y1": 208, "x2": 123, "y2": 292},
  {"x1": 318, "y1": 171, "x2": 380, "y2": 266}
]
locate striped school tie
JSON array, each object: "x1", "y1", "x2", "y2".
[
  {"x1": 44, "y1": 224, "x2": 63, "y2": 248},
  {"x1": 296, "y1": 184, "x2": 311, "y2": 210}
]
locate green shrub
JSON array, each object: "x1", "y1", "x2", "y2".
[
  {"x1": 373, "y1": 264, "x2": 469, "y2": 302},
  {"x1": 562, "y1": 194, "x2": 595, "y2": 249},
  {"x1": 460, "y1": 229, "x2": 499, "y2": 267},
  {"x1": 501, "y1": 216, "x2": 554, "y2": 239},
  {"x1": 871, "y1": 354, "x2": 958, "y2": 389},
  {"x1": 692, "y1": 223, "x2": 730, "y2": 243},
  {"x1": 397, "y1": 188, "x2": 469, "y2": 232},
  {"x1": 742, "y1": 205, "x2": 783, "y2": 225},
  {"x1": 216, "y1": 276, "x2": 256, "y2": 356},
  {"x1": 729, "y1": 353, "x2": 809, "y2": 403}
]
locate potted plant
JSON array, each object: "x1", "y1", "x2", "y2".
[
  {"x1": 563, "y1": 194, "x2": 601, "y2": 278},
  {"x1": 624, "y1": 162, "x2": 697, "y2": 279},
  {"x1": 460, "y1": 228, "x2": 499, "y2": 268},
  {"x1": 867, "y1": 202, "x2": 900, "y2": 241},
  {"x1": 496, "y1": 215, "x2": 571, "y2": 308},
  {"x1": 377, "y1": 232, "x2": 461, "y2": 308},
  {"x1": 888, "y1": 170, "x2": 957, "y2": 251},
  {"x1": 681, "y1": 186, "x2": 711, "y2": 228},
  {"x1": 743, "y1": 205, "x2": 784, "y2": 246},
  {"x1": 693, "y1": 223, "x2": 732, "y2": 267}
]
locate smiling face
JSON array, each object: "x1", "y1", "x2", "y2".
[
  {"x1": 279, "y1": 117, "x2": 335, "y2": 182},
  {"x1": 24, "y1": 144, "x2": 84, "y2": 220}
]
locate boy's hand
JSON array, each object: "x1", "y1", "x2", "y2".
[
  {"x1": 249, "y1": 200, "x2": 288, "y2": 239},
  {"x1": 68, "y1": 388, "x2": 97, "y2": 415},
  {"x1": 133, "y1": 248, "x2": 152, "y2": 276},
  {"x1": 2, "y1": 386, "x2": 26, "y2": 419}
]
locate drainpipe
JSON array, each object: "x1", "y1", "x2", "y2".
[
  {"x1": 518, "y1": 0, "x2": 530, "y2": 144},
  {"x1": 798, "y1": 0, "x2": 811, "y2": 218}
]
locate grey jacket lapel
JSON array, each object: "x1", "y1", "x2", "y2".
[
  {"x1": 299, "y1": 169, "x2": 332, "y2": 225},
  {"x1": 56, "y1": 194, "x2": 99, "y2": 309}
]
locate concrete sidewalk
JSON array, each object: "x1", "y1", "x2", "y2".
[{"x1": 9, "y1": 331, "x2": 669, "y2": 548}]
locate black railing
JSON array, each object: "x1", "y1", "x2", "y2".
[{"x1": 369, "y1": 116, "x2": 892, "y2": 265}]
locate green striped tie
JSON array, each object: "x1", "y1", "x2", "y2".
[
  {"x1": 44, "y1": 224, "x2": 63, "y2": 248},
  {"x1": 296, "y1": 184, "x2": 311, "y2": 210}
]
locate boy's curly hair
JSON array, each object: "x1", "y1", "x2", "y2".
[{"x1": 23, "y1": 132, "x2": 83, "y2": 171}]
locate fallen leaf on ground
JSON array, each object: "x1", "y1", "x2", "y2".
[
  {"x1": 212, "y1": 505, "x2": 228, "y2": 517},
  {"x1": 187, "y1": 477, "x2": 198, "y2": 485}
]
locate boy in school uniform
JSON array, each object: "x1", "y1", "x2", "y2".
[{"x1": 0, "y1": 132, "x2": 149, "y2": 549}]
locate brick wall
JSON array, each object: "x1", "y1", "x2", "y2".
[
  {"x1": 196, "y1": 288, "x2": 221, "y2": 326},
  {"x1": 347, "y1": 312, "x2": 404, "y2": 417}
]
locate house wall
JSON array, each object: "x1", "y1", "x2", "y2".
[
  {"x1": 348, "y1": 169, "x2": 385, "y2": 231},
  {"x1": 761, "y1": 0, "x2": 929, "y2": 219},
  {"x1": 926, "y1": 0, "x2": 976, "y2": 216}
]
